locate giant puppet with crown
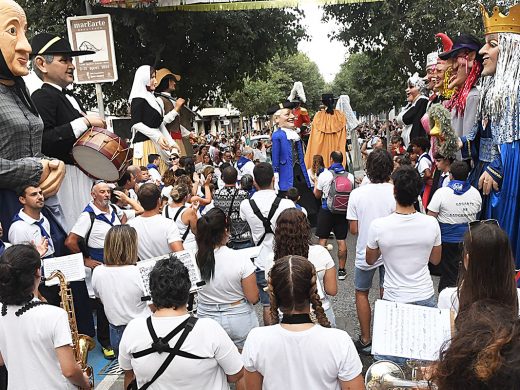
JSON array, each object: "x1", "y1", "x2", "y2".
[{"x1": 477, "y1": 3, "x2": 520, "y2": 272}]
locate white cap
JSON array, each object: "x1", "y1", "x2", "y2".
[{"x1": 426, "y1": 52, "x2": 439, "y2": 68}]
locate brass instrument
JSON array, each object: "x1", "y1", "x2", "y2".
[
  {"x1": 365, "y1": 360, "x2": 436, "y2": 390},
  {"x1": 47, "y1": 270, "x2": 95, "y2": 389}
]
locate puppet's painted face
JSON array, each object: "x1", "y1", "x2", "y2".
[
  {"x1": 434, "y1": 58, "x2": 451, "y2": 92},
  {"x1": 0, "y1": 0, "x2": 31, "y2": 77},
  {"x1": 275, "y1": 108, "x2": 295, "y2": 129},
  {"x1": 480, "y1": 33, "x2": 499, "y2": 77},
  {"x1": 405, "y1": 83, "x2": 419, "y2": 102},
  {"x1": 425, "y1": 65, "x2": 436, "y2": 90},
  {"x1": 448, "y1": 50, "x2": 476, "y2": 90}
]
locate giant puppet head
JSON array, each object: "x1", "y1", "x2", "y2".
[
  {"x1": 479, "y1": 3, "x2": 520, "y2": 130},
  {"x1": 0, "y1": 0, "x2": 31, "y2": 79}
]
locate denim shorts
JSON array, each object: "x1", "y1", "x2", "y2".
[
  {"x1": 109, "y1": 323, "x2": 126, "y2": 355},
  {"x1": 354, "y1": 266, "x2": 385, "y2": 291},
  {"x1": 255, "y1": 268, "x2": 270, "y2": 306},
  {"x1": 196, "y1": 301, "x2": 259, "y2": 349}
]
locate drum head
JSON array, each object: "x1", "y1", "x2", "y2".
[{"x1": 72, "y1": 146, "x2": 121, "y2": 181}]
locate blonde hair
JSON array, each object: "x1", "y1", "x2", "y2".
[
  {"x1": 170, "y1": 183, "x2": 189, "y2": 203},
  {"x1": 104, "y1": 225, "x2": 138, "y2": 265}
]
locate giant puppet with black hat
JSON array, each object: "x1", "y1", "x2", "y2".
[
  {"x1": 305, "y1": 93, "x2": 348, "y2": 168},
  {"x1": 478, "y1": 3, "x2": 520, "y2": 272},
  {"x1": 268, "y1": 101, "x2": 316, "y2": 222},
  {"x1": 439, "y1": 33, "x2": 484, "y2": 143},
  {"x1": 30, "y1": 32, "x2": 108, "y2": 232}
]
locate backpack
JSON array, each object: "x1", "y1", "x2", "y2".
[{"x1": 326, "y1": 171, "x2": 354, "y2": 214}]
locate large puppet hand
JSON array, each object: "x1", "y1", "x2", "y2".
[
  {"x1": 478, "y1": 171, "x2": 499, "y2": 196},
  {"x1": 157, "y1": 136, "x2": 171, "y2": 150},
  {"x1": 39, "y1": 159, "x2": 66, "y2": 198}
]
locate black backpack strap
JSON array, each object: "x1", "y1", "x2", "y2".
[
  {"x1": 134, "y1": 316, "x2": 201, "y2": 390},
  {"x1": 181, "y1": 225, "x2": 190, "y2": 242},
  {"x1": 78, "y1": 211, "x2": 96, "y2": 258},
  {"x1": 165, "y1": 206, "x2": 170, "y2": 219},
  {"x1": 227, "y1": 189, "x2": 239, "y2": 217},
  {"x1": 249, "y1": 197, "x2": 282, "y2": 246},
  {"x1": 173, "y1": 206, "x2": 185, "y2": 222}
]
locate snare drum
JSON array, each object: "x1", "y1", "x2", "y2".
[{"x1": 72, "y1": 127, "x2": 133, "y2": 181}]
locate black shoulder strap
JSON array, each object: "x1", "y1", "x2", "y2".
[
  {"x1": 249, "y1": 196, "x2": 282, "y2": 246},
  {"x1": 80, "y1": 211, "x2": 97, "y2": 257},
  {"x1": 136, "y1": 316, "x2": 200, "y2": 390},
  {"x1": 227, "y1": 189, "x2": 239, "y2": 217},
  {"x1": 165, "y1": 206, "x2": 170, "y2": 219},
  {"x1": 110, "y1": 204, "x2": 122, "y2": 223},
  {"x1": 173, "y1": 206, "x2": 186, "y2": 222}
]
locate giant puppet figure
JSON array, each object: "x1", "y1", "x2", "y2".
[
  {"x1": 269, "y1": 102, "x2": 316, "y2": 221},
  {"x1": 0, "y1": 0, "x2": 65, "y2": 240},
  {"x1": 305, "y1": 94, "x2": 347, "y2": 168},
  {"x1": 478, "y1": 3, "x2": 520, "y2": 270},
  {"x1": 287, "y1": 81, "x2": 311, "y2": 142}
]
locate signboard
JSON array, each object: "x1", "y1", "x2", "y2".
[{"x1": 66, "y1": 14, "x2": 118, "y2": 84}]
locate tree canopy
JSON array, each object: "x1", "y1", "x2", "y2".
[
  {"x1": 324, "y1": 0, "x2": 499, "y2": 114},
  {"x1": 231, "y1": 52, "x2": 326, "y2": 117},
  {"x1": 19, "y1": 1, "x2": 305, "y2": 114}
]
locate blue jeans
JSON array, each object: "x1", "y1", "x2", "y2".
[
  {"x1": 374, "y1": 295, "x2": 437, "y2": 365},
  {"x1": 197, "y1": 300, "x2": 259, "y2": 349},
  {"x1": 109, "y1": 324, "x2": 126, "y2": 355},
  {"x1": 255, "y1": 268, "x2": 270, "y2": 306}
]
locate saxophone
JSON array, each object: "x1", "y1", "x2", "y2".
[{"x1": 47, "y1": 270, "x2": 95, "y2": 389}]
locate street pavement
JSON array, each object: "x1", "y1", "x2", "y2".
[{"x1": 98, "y1": 229, "x2": 439, "y2": 388}]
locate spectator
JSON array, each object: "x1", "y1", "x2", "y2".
[
  {"x1": 162, "y1": 183, "x2": 198, "y2": 252},
  {"x1": 253, "y1": 141, "x2": 267, "y2": 163},
  {"x1": 307, "y1": 154, "x2": 325, "y2": 187},
  {"x1": 139, "y1": 166, "x2": 150, "y2": 183},
  {"x1": 128, "y1": 183, "x2": 184, "y2": 260},
  {"x1": 236, "y1": 147, "x2": 255, "y2": 181},
  {"x1": 195, "y1": 208, "x2": 259, "y2": 350},
  {"x1": 92, "y1": 225, "x2": 151, "y2": 354},
  {"x1": 240, "y1": 163, "x2": 295, "y2": 324},
  {"x1": 213, "y1": 166, "x2": 253, "y2": 249},
  {"x1": 427, "y1": 152, "x2": 454, "y2": 205},
  {"x1": 428, "y1": 161, "x2": 482, "y2": 291},
  {"x1": 433, "y1": 300, "x2": 520, "y2": 390},
  {"x1": 366, "y1": 166, "x2": 441, "y2": 306},
  {"x1": 410, "y1": 137, "x2": 433, "y2": 208},
  {"x1": 146, "y1": 154, "x2": 162, "y2": 183},
  {"x1": 117, "y1": 170, "x2": 138, "y2": 202},
  {"x1": 347, "y1": 149, "x2": 396, "y2": 354},
  {"x1": 314, "y1": 151, "x2": 354, "y2": 280},
  {"x1": 285, "y1": 187, "x2": 307, "y2": 216},
  {"x1": 438, "y1": 222, "x2": 520, "y2": 316},
  {"x1": 390, "y1": 135, "x2": 406, "y2": 156},
  {"x1": 242, "y1": 256, "x2": 364, "y2": 390},
  {"x1": 273, "y1": 209, "x2": 337, "y2": 326},
  {"x1": 118, "y1": 256, "x2": 244, "y2": 389}
]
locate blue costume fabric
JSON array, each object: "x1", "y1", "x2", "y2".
[
  {"x1": 271, "y1": 128, "x2": 311, "y2": 191},
  {"x1": 486, "y1": 89, "x2": 520, "y2": 270}
]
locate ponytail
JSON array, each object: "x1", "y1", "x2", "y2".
[{"x1": 195, "y1": 208, "x2": 228, "y2": 281}]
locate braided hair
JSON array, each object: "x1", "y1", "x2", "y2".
[
  {"x1": 0, "y1": 245, "x2": 41, "y2": 305},
  {"x1": 268, "y1": 255, "x2": 330, "y2": 327}
]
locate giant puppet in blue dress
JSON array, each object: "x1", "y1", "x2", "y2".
[
  {"x1": 479, "y1": 4, "x2": 520, "y2": 274},
  {"x1": 269, "y1": 102, "x2": 317, "y2": 222}
]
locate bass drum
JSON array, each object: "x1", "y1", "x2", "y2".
[{"x1": 72, "y1": 127, "x2": 133, "y2": 182}]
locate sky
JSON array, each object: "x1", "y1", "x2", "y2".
[{"x1": 298, "y1": 4, "x2": 348, "y2": 83}]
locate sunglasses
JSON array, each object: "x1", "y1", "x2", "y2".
[
  {"x1": 169, "y1": 156, "x2": 179, "y2": 161},
  {"x1": 467, "y1": 219, "x2": 500, "y2": 241}
]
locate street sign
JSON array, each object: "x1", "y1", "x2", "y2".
[{"x1": 66, "y1": 14, "x2": 118, "y2": 84}]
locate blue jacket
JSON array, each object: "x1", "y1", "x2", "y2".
[{"x1": 271, "y1": 128, "x2": 311, "y2": 191}]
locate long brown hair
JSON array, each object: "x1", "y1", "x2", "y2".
[
  {"x1": 268, "y1": 255, "x2": 330, "y2": 327},
  {"x1": 458, "y1": 223, "x2": 518, "y2": 319},
  {"x1": 433, "y1": 300, "x2": 520, "y2": 389},
  {"x1": 104, "y1": 225, "x2": 138, "y2": 265},
  {"x1": 311, "y1": 155, "x2": 325, "y2": 175},
  {"x1": 273, "y1": 208, "x2": 311, "y2": 261}
]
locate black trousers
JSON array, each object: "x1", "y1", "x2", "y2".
[
  {"x1": 438, "y1": 242, "x2": 463, "y2": 293},
  {"x1": 90, "y1": 298, "x2": 111, "y2": 349},
  {"x1": 292, "y1": 164, "x2": 318, "y2": 227}
]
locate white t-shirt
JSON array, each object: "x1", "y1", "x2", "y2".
[
  {"x1": 346, "y1": 183, "x2": 396, "y2": 270},
  {"x1": 367, "y1": 212, "x2": 441, "y2": 303},
  {"x1": 0, "y1": 300, "x2": 75, "y2": 390},
  {"x1": 427, "y1": 186, "x2": 481, "y2": 225},
  {"x1": 92, "y1": 265, "x2": 151, "y2": 326},
  {"x1": 119, "y1": 315, "x2": 243, "y2": 390},
  {"x1": 308, "y1": 245, "x2": 335, "y2": 310},
  {"x1": 148, "y1": 167, "x2": 162, "y2": 183},
  {"x1": 238, "y1": 160, "x2": 255, "y2": 180},
  {"x1": 197, "y1": 246, "x2": 256, "y2": 304},
  {"x1": 416, "y1": 153, "x2": 432, "y2": 177},
  {"x1": 8, "y1": 209, "x2": 54, "y2": 257},
  {"x1": 240, "y1": 190, "x2": 295, "y2": 270},
  {"x1": 162, "y1": 205, "x2": 197, "y2": 251},
  {"x1": 128, "y1": 214, "x2": 182, "y2": 260},
  {"x1": 70, "y1": 203, "x2": 124, "y2": 249},
  {"x1": 242, "y1": 325, "x2": 362, "y2": 390},
  {"x1": 438, "y1": 287, "x2": 520, "y2": 315}
]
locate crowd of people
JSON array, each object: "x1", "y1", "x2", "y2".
[{"x1": 1, "y1": 0, "x2": 520, "y2": 389}]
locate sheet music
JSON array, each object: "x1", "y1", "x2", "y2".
[
  {"x1": 372, "y1": 300, "x2": 452, "y2": 361},
  {"x1": 137, "y1": 250, "x2": 203, "y2": 298},
  {"x1": 43, "y1": 253, "x2": 86, "y2": 286}
]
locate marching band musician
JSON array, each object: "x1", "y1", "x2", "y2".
[
  {"x1": 0, "y1": 244, "x2": 90, "y2": 389},
  {"x1": 31, "y1": 33, "x2": 103, "y2": 233}
]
